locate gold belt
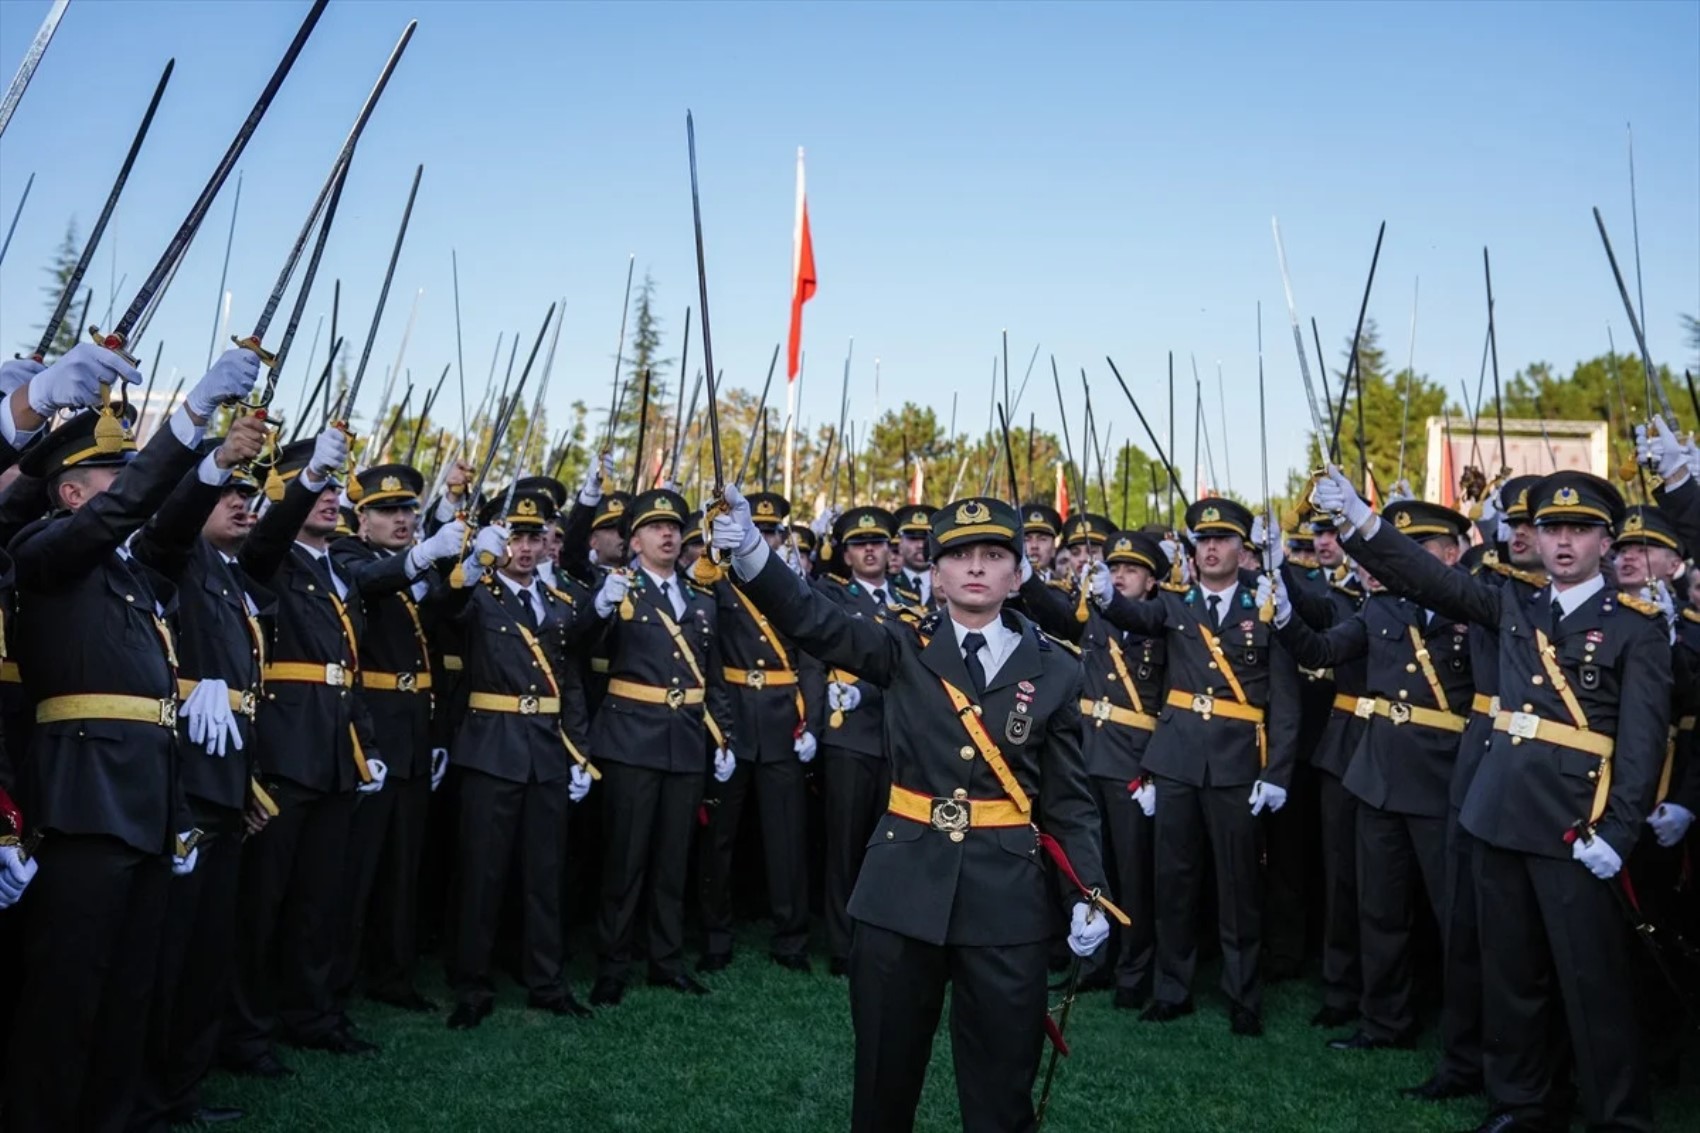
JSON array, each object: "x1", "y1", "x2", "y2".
[
  {"x1": 263, "y1": 661, "x2": 354, "y2": 688},
  {"x1": 360, "y1": 670, "x2": 433, "y2": 693},
  {"x1": 723, "y1": 667, "x2": 797, "y2": 689},
  {"x1": 1166, "y1": 688, "x2": 1265, "y2": 724},
  {"x1": 467, "y1": 692, "x2": 561, "y2": 716},
  {"x1": 1080, "y1": 696, "x2": 1157, "y2": 731},
  {"x1": 1472, "y1": 693, "x2": 1500, "y2": 717},
  {"x1": 1333, "y1": 693, "x2": 1366, "y2": 716},
  {"x1": 0, "y1": 660, "x2": 19, "y2": 684},
  {"x1": 1492, "y1": 710, "x2": 1615, "y2": 758},
  {"x1": 440, "y1": 654, "x2": 464, "y2": 672},
  {"x1": 176, "y1": 678, "x2": 258, "y2": 718},
  {"x1": 1369, "y1": 697, "x2": 1466, "y2": 734},
  {"x1": 1678, "y1": 715, "x2": 1696, "y2": 733},
  {"x1": 607, "y1": 678, "x2": 704, "y2": 708},
  {"x1": 589, "y1": 657, "x2": 610, "y2": 674},
  {"x1": 37, "y1": 693, "x2": 177, "y2": 728},
  {"x1": 887, "y1": 784, "x2": 1028, "y2": 841}
]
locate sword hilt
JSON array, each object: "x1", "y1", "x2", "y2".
[
  {"x1": 231, "y1": 334, "x2": 278, "y2": 369},
  {"x1": 332, "y1": 421, "x2": 364, "y2": 501},
  {"x1": 87, "y1": 324, "x2": 139, "y2": 367}
]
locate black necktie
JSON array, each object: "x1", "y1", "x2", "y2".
[
  {"x1": 518, "y1": 586, "x2": 539, "y2": 629},
  {"x1": 1207, "y1": 594, "x2": 1222, "y2": 628},
  {"x1": 311, "y1": 552, "x2": 338, "y2": 597},
  {"x1": 872, "y1": 587, "x2": 887, "y2": 608},
  {"x1": 660, "y1": 580, "x2": 674, "y2": 616},
  {"x1": 1549, "y1": 597, "x2": 1563, "y2": 640},
  {"x1": 962, "y1": 631, "x2": 988, "y2": 696}
]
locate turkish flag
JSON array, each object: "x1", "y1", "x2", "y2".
[
  {"x1": 1054, "y1": 462, "x2": 1070, "y2": 520},
  {"x1": 787, "y1": 148, "x2": 816, "y2": 382}
]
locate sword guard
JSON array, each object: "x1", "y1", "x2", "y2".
[
  {"x1": 232, "y1": 334, "x2": 278, "y2": 368},
  {"x1": 86, "y1": 324, "x2": 139, "y2": 366}
]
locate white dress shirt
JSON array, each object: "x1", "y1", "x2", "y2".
[
  {"x1": 497, "y1": 571, "x2": 544, "y2": 623},
  {"x1": 1551, "y1": 572, "x2": 1606, "y2": 620},
  {"x1": 295, "y1": 542, "x2": 348, "y2": 600},
  {"x1": 1197, "y1": 579, "x2": 1238, "y2": 627},
  {"x1": 641, "y1": 566, "x2": 687, "y2": 618},
  {"x1": 951, "y1": 615, "x2": 1020, "y2": 685}
]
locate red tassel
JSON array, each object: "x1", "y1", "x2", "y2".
[{"x1": 1042, "y1": 1014, "x2": 1070, "y2": 1056}]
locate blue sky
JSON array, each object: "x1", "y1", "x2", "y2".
[{"x1": 1, "y1": 0, "x2": 1696, "y2": 495}]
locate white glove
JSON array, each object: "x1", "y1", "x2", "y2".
[
  {"x1": 358, "y1": 757, "x2": 388, "y2": 795},
  {"x1": 0, "y1": 844, "x2": 38, "y2": 908},
  {"x1": 1248, "y1": 780, "x2": 1288, "y2": 816},
  {"x1": 307, "y1": 426, "x2": 350, "y2": 481},
  {"x1": 171, "y1": 834, "x2": 199, "y2": 877},
  {"x1": 182, "y1": 678, "x2": 242, "y2": 758},
  {"x1": 0, "y1": 357, "x2": 47, "y2": 397},
  {"x1": 827, "y1": 680, "x2": 862, "y2": 713},
  {"x1": 795, "y1": 731, "x2": 818, "y2": 763},
  {"x1": 1019, "y1": 557, "x2": 1034, "y2": 585},
  {"x1": 1636, "y1": 417, "x2": 1689, "y2": 481},
  {"x1": 1311, "y1": 465, "x2": 1374, "y2": 530},
  {"x1": 1067, "y1": 901, "x2": 1111, "y2": 958},
  {"x1": 1131, "y1": 778, "x2": 1156, "y2": 817},
  {"x1": 1571, "y1": 832, "x2": 1623, "y2": 879},
  {"x1": 410, "y1": 519, "x2": 467, "y2": 574},
  {"x1": 1683, "y1": 434, "x2": 1700, "y2": 479},
  {"x1": 809, "y1": 508, "x2": 839, "y2": 539},
  {"x1": 1478, "y1": 486, "x2": 1505, "y2": 533},
  {"x1": 26, "y1": 342, "x2": 142, "y2": 415},
  {"x1": 186, "y1": 347, "x2": 262, "y2": 420},
  {"x1": 712, "y1": 747, "x2": 736, "y2": 783},
  {"x1": 595, "y1": 569, "x2": 631, "y2": 618},
  {"x1": 473, "y1": 523, "x2": 510, "y2": 564},
  {"x1": 1257, "y1": 574, "x2": 1292, "y2": 628},
  {"x1": 1158, "y1": 537, "x2": 1180, "y2": 567},
  {"x1": 1085, "y1": 561, "x2": 1114, "y2": 608},
  {"x1": 1387, "y1": 479, "x2": 1415, "y2": 505},
  {"x1": 1649, "y1": 802, "x2": 1695, "y2": 849},
  {"x1": 781, "y1": 543, "x2": 808, "y2": 577},
  {"x1": 1250, "y1": 516, "x2": 1284, "y2": 570},
  {"x1": 430, "y1": 748, "x2": 448, "y2": 792},
  {"x1": 579, "y1": 452, "x2": 614, "y2": 505},
  {"x1": 568, "y1": 764, "x2": 593, "y2": 803},
  {"x1": 710, "y1": 484, "x2": 763, "y2": 557}
]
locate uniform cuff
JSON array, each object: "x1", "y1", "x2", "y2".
[
  {"x1": 196, "y1": 452, "x2": 233, "y2": 486},
  {"x1": 169, "y1": 405, "x2": 206, "y2": 449}
]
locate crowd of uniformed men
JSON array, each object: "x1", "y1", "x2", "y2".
[{"x1": 0, "y1": 338, "x2": 1696, "y2": 1133}]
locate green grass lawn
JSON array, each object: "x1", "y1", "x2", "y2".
[{"x1": 206, "y1": 934, "x2": 1700, "y2": 1132}]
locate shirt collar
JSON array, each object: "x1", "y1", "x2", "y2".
[
  {"x1": 950, "y1": 613, "x2": 1015, "y2": 653},
  {"x1": 1198, "y1": 578, "x2": 1238, "y2": 604},
  {"x1": 640, "y1": 566, "x2": 678, "y2": 593},
  {"x1": 496, "y1": 571, "x2": 535, "y2": 599},
  {"x1": 1551, "y1": 572, "x2": 1606, "y2": 617}
]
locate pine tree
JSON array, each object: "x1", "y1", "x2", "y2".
[{"x1": 30, "y1": 219, "x2": 85, "y2": 359}]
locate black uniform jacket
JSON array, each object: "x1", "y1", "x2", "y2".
[
  {"x1": 240, "y1": 478, "x2": 376, "y2": 795},
  {"x1": 1286, "y1": 567, "x2": 1369, "y2": 781},
  {"x1": 1099, "y1": 571, "x2": 1302, "y2": 790},
  {"x1": 588, "y1": 567, "x2": 737, "y2": 775},
  {"x1": 133, "y1": 469, "x2": 277, "y2": 815},
  {"x1": 1279, "y1": 590, "x2": 1474, "y2": 818},
  {"x1": 1348, "y1": 521, "x2": 1671, "y2": 860},
  {"x1": 739, "y1": 551, "x2": 1104, "y2": 949},
  {"x1": 443, "y1": 571, "x2": 588, "y2": 785},
  {"x1": 333, "y1": 538, "x2": 442, "y2": 780},
  {"x1": 715, "y1": 576, "x2": 826, "y2": 761},
  {"x1": 812, "y1": 575, "x2": 895, "y2": 759},
  {"x1": 1018, "y1": 573, "x2": 1166, "y2": 784},
  {"x1": 9, "y1": 423, "x2": 203, "y2": 853}
]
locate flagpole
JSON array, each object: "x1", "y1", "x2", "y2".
[{"x1": 784, "y1": 145, "x2": 807, "y2": 502}]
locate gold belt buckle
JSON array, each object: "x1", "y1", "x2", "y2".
[
  {"x1": 1387, "y1": 702, "x2": 1413, "y2": 726},
  {"x1": 929, "y1": 797, "x2": 970, "y2": 839},
  {"x1": 324, "y1": 662, "x2": 346, "y2": 687},
  {"x1": 1091, "y1": 698, "x2": 1113, "y2": 722},
  {"x1": 1190, "y1": 693, "x2": 1215, "y2": 717},
  {"x1": 158, "y1": 698, "x2": 178, "y2": 728},
  {"x1": 1508, "y1": 711, "x2": 1539, "y2": 740},
  {"x1": 665, "y1": 687, "x2": 686, "y2": 709},
  {"x1": 1354, "y1": 697, "x2": 1375, "y2": 719},
  {"x1": 746, "y1": 669, "x2": 766, "y2": 690},
  {"x1": 396, "y1": 671, "x2": 418, "y2": 693},
  {"x1": 238, "y1": 689, "x2": 258, "y2": 718},
  {"x1": 518, "y1": 694, "x2": 540, "y2": 716},
  {"x1": 1488, "y1": 696, "x2": 1501, "y2": 717}
]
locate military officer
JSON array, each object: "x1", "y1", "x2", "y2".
[
  {"x1": 1088, "y1": 496, "x2": 1301, "y2": 1037},
  {"x1": 893, "y1": 503, "x2": 937, "y2": 606},
  {"x1": 1022, "y1": 530, "x2": 1171, "y2": 1009},
  {"x1": 679, "y1": 511, "x2": 706, "y2": 574},
  {"x1": 443, "y1": 486, "x2": 596, "y2": 1029},
  {"x1": 1022, "y1": 502, "x2": 1063, "y2": 579},
  {"x1": 223, "y1": 427, "x2": 387, "y2": 1077},
  {"x1": 711, "y1": 487, "x2": 1114, "y2": 1133},
  {"x1": 1061, "y1": 511, "x2": 1114, "y2": 567},
  {"x1": 1, "y1": 344, "x2": 257, "y2": 1131},
  {"x1": 814, "y1": 505, "x2": 902, "y2": 977},
  {"x1": 1316, "y1": 467, "x2": 1669, "y2": 1133},
  {"x1": 1270, "y1": 500, "x2": 1476, "y2": 1052},
  {"x1": 332, "y1": 464, "x2": 467, "y2": 1015},
  {"x1": 586, "y1": 488, "x2": 738, "y2": 1005},
  {"x1": 130, "y1": 420, "x2": 275, "y2": 1132},
  {"x1": 698, "y1": 491, "x2": 823, "y2": 972}
]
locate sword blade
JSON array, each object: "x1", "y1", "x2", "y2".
[
  {"x1": 0, "y1": 170, "x2": 35, "y2": 268},
  {"x1": 735, "y1": 343, "x2": 781, "y2": 486},
  {"x1": 686, "y1": 111, "x2": 723, "y2": 491},
  {"x1": 0, "y1": 0, "x2": 70, "y2": 140},
  {"x1": 342, "y1": 164, "x2": 423, "y2": 426},
  {"x1": 255, "y1": 152, "x2": 351, "y2": 405}
]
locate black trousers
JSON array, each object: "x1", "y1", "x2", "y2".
[
  {"x1": 448, "y1": 768, "x2": 569, "y2": 1008},
  {"x1": 822, "y1": 748, "x2": 889, "y2": 964},
  {"x1": 849, "y1": 922, "x2": 1050, "y2": 1133},
  {"x1": 1085, "y1": 775, "x2": 1154, "y2": 994},
  {"x1": 134, "y1": 821, "x2": 244, "y2": 1130},
  {"x1": 596, "y1": 762, "x2": 703, "y2": 982},
  {"x1": 1434, "y1": 807, "x2": 1485, "y2": 1086},
  {"x1": 698, "y1": 754, "x2": 810, "y2": 958},
  {"x1": 338, "y1": 773, "x2": 431, "y2": 1003},
  {"x1": 1355, "y1": 804, "x2": 1445, "y2": 1041},
  {"x1": 1316, "y1": 770, "x2": 1362, "y2": 1013},
  {"x1": 1152, "y1": 775, "x2": 1261, "y2": 1012},
  {"x1": 1473, "y1": 841, "x2": 1652, "y2": 1132},
  {"x1": 223, "y1": 784, "x2": 355, "y2": 1064},
  {"x1": 1261, "y1": 759, "x2": 1313, "y2": 973},
  {"x1": 4, "y1": 834, "x2": 170, "y2": 1133}
]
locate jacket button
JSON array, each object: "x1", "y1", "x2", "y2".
[
  {"x1": 959, "y1": 745, "x2": 975, "y2": 760},
  {"x1": 886, "y1": 830, "x2": 894, "y2": 840},
  {"x1": 1531, "y1": 675, "x2": 1544, "y2": 686},
  {"x1": 953, "y1": 787, "x2": 967, "y2": 799},
  {"x1": 949, "y1": 831, "x2": 965, "y2": 843},
  {"x1": 1405, "y1": 663, "x2": 1416, "y2": 673}
]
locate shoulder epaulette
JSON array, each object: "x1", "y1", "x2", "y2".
[
  {"x1": 1486, "y1": 560, "x2": 1548, "y2": 588},
  {"x1": 1682, "y1": 607, "x2": 1700, "y2": 625},
  {"x1": 1288, "y1": 553, "x2": 1320, "y2": 571},
  {"x1": 1045, "y1": 633, "x2": 1081, "y2": 656},
  {"x1": 1046, "y1": 578, "x2": 1075, "y2": 592},
  {"x1": 1617, "y1": 590, "x2": 1662, "y2": 618},
  {"x1": 918, "y1": 611, "x2": 944, "y2": 636},
  {"x1": 1159, "y1": 581, "x2": 1190, "y2": 594}
]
